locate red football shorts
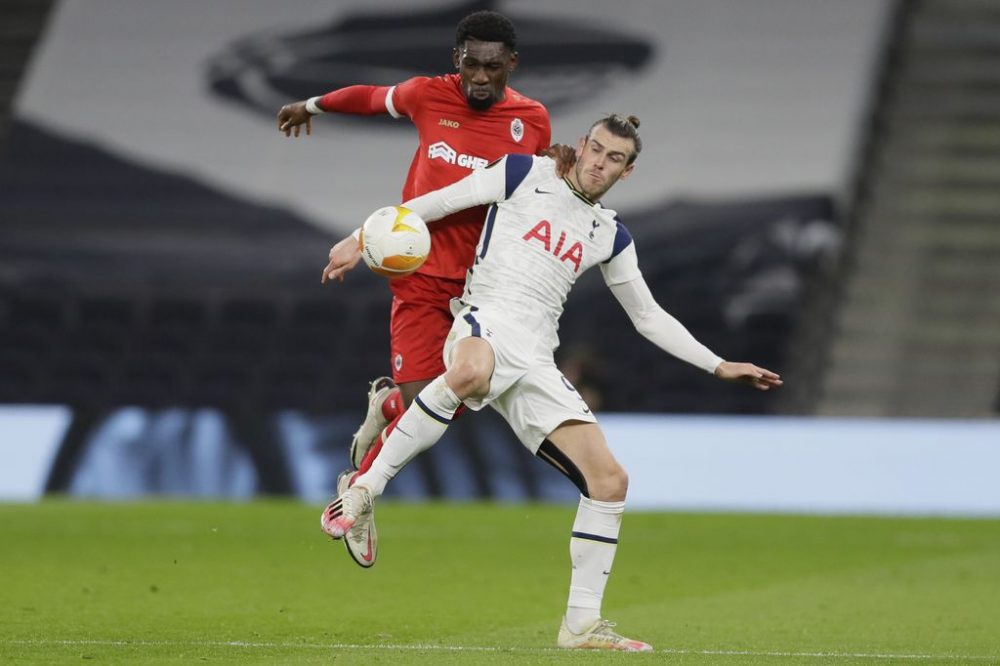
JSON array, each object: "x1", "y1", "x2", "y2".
[{"x1": 388, "y1": 272, "x2": 466, "y2": 384}]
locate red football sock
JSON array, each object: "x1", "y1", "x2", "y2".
[
  {"x1": 350, "y1": 391, "x2": 464, "y2": 486},
  {"x1": 380, "y1": 388, "x2": 403, "y2": 421},
  {"x1": 352, "y1": 412, "x2": 402, "y2": 484}
]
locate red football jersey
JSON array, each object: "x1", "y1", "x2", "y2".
[{"x1": 388, "y1": 74, "x2": 551, "y2": 279}]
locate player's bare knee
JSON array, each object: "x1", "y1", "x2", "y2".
[
  {"x1": 445, "y1": 359, "x2": 491, "y2": 399},
  {"x1": 589, "y1": 464, "x2": 628, "y2": 502}
]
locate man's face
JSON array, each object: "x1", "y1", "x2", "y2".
[
  {"x1": 572, "y1": 126, "x2": 636, "y2": 200},
  {"x1": 453, "y1": 39, "x2": 517, "y2": 111}
]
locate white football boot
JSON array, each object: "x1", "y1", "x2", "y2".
[
  {"x1": 350, "y1": 376, "x2": 397, "y2": 470},
  {"x1": 320, "y1": 473, "x2": 375, "y2": 543},
  {"x1": 557, "y1": 618, "x2": 653, "y2": 652},
  {"x1": 337, "y1": 470, "x2": 377, "y2": 568}
]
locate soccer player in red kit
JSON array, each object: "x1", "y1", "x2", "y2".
[{"x1": 277, "y1": 11, "x2": 558, "y2": 567}]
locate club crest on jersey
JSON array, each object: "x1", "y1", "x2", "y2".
[
  {"x1": 522, "y1": 219, "x2": 584, "y2": 272},
  {"x1": 511, "y1": 118, "x2": 524, "y2": 142},
  {"x1": 428, "y1": 141, "x2": 488, "y2": 169}
]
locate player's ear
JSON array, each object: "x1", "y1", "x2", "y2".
[
  {"x1": 452, "y1": 47, "x2": 461, "y2": 70},
  {"x1": 508, "y1": 50, "x2": 519, "y2": 73},
  {"x1": 575, "y1": 136, "x2": 587, "y2": 157},
  {"x1": 618, "y1": 163, "x2": 637, "y2": 182}
]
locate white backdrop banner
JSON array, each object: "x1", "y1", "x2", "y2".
[
  {"x1": 603, "y1": 415, "x2": 1000, "y2": 516},
  {"x1": 0, "y1": 406, "x2": 70, "y2": 501},
  {"x1": 3, "y1": 406, "x2": 998, "y2": 515},
  {"x1": 16, "y1": 0, "x2": 889, "y2": 233}
]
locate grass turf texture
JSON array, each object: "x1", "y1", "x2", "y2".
[{"x1": 1, "y1": 501, "x2": 998, "y2": 665}]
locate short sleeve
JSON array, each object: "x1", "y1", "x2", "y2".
[
  {"x1": 504, "y1": 154, "x2": 534, "y2": 198},
  {"x1": 535, "y1": 106, "x2": 552, "y2": 152},
  {"x1": 600, "y1": 233, "x2": 642, "y2": 286},
  {"x1": 605, "y1": 220, "x2": 633, "y2": 262},
  {"x1": 389, "y1": 77, "x2": 430, "y2": 119}
]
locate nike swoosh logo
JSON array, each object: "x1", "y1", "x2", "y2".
[
  {"x1": 362, "y1": 532, "x2": 374, "y2": 562},
  {"x1": 582, "y1": 408, "x2": 591, "y2": 414},
  {"x1": 535, "y1": 187, "x2": 554, "y2": 195},
  {"x1": 602, "y1": 570, "x2": 611, "y2": 575}
]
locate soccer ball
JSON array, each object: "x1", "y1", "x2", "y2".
[{"x1": 359, "y1": 206, "x2": 431, "y2": 278}]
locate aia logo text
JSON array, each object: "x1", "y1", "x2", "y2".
[{"x1": 522, "y1": 220, "x2": 583, "y2": 272}]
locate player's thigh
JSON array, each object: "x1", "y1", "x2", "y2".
[
  {"x1": 490, "y1": 360, "x2": 594, "y2": 450},
  {"x1": 389, "y1": 303, "x2": 449, "y2": 383},
  {"x1": 444, "y1": 305, "x2": 529, "y2": 410},
  {"x1": 546, "y1": 422, "x2": 627, "y2": 501},
  {"x1": 388, "y1": 275, "x2": 463, "y2": 384}
]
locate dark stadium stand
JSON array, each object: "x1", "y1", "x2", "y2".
[{"x1": 0, "y1": 192, "x2": 831, "y2": 414}]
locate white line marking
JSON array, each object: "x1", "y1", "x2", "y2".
[{"x1": 2, "y1": 639, "x2": 998, "y2": 661}]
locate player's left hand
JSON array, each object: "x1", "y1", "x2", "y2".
[
  {"x1": 321, "y1": 235, "x2": 363, "y2": 283},
  {"x1": 713, "y1": 361, "x2": 783, "y2": 391},
  {"x1": 539, "y1": 144, "x2": 577, "y2": 177}
]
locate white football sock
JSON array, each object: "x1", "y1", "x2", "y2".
[
  {"x1": 565, "y1": 495, "x2": 624, "y2": 633},
  {"x1": 352, "y1": 376, "x2": 461, "y2": 497}
]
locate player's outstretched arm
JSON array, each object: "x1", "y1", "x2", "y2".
[
  {"x1": 714, "y1": 361, "x2": 783, "y2": 391},
  {"x1": 321, "y1": 233, "x2": 362, "y2": 283},
  {"x1": 277, "y1": 101, "x2": 313, "y2": 137},
  {"x1": 603, "y1": 242, "x2": 782, "y2": 391},
  {"x1": 279, "y1": 85, "x2": 401, "y2": 138},
  {"x1": 403, "y1": 155, "x2": 509, "y2": 222},
  {"x1": 603, "y1": 245, "x2": 722, "y2": 373}
]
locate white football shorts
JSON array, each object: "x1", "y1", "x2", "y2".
[{"x1": 443, "y1": 303, "x2": 597, "y2": 453}]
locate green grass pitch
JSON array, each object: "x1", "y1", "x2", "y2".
[{"x1": 1, "y1": 500, "x2": 999, "y2": 664}]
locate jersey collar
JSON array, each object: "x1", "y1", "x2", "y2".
[{"x1": 563, "y1": 177, "x2": 598, "y2": 206}]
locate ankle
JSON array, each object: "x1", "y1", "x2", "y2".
[{"x1": 565, "y1": 608, "x2": 600, "y2": 634}]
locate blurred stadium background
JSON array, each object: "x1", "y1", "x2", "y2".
[{"x1": 1, "y1": 0, "x2": 999, "y2": 513}]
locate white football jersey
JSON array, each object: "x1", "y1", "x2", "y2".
[
  {"x1": 464, "y1": 155, "x2": 635, "y2": 350},
  {"x1": 403, "y1": 153, "x2": 724, "y2": 373},
  {"x1": 407, "y1": 154, "x2": 637, "y2": 351}
]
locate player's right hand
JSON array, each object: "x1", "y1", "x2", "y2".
[
  {"x1": 713, "y1": 361, "x2": 783, "y2": 391},
  {"x1": 321, "y1": 235, "x2": 363, "y2": 283},
  {"x1": 277, "y1": 101, "x2": 312, "y2": 137}
]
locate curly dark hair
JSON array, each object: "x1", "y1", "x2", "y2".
[{"x1": 455, "y1": 10, "x2": 517, "y2": 51}]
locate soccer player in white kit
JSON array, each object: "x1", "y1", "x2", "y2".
[{"x1": 324, "y1": 115, "x2": 782, "y2": 651}]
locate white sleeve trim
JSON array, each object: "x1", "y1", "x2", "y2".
[
  {"x1": 385, "y1": 86, "x2": 402, "y2": 119},
  {"x1": 305, "y1": 96, "x2": 325, "y2": 115},
  {"x1": 606, "y1": 274, "x2": 724, "y2": 374},
  {"x1": 401, "y1": 156, "x2": 508, "y2": 222}
]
